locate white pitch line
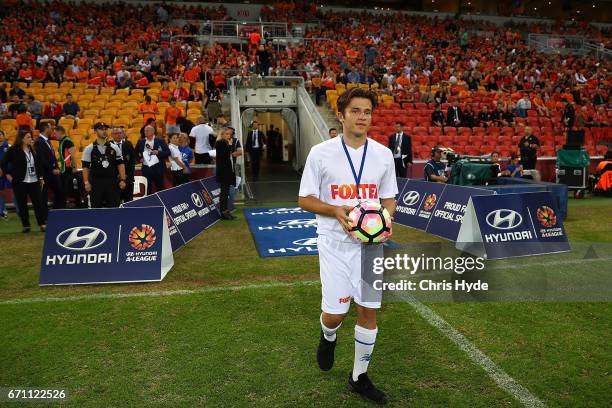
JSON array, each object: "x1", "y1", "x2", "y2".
[
  {"x1": 399, "y1": 292, "x2": 546, "y2": 408},
  {"x1": 0, "y1": 270, "x2": 555, "y2": 407},
  {"x1": 0, "y1": 280, "x2": 319, "y2": 306}
]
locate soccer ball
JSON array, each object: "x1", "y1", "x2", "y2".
[{"x1": 348, "y1": 201, "x2": 392, "y2": 244}]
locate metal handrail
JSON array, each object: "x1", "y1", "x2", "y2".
[{"x1": 229, "y1": 75, "x2": 305, "y2": 89}]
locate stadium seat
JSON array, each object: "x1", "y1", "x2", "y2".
[
  {"x1": 444, "y1": 127, "x2": 457, "y2": 137},
  {"x1": 58, "y1": 117, "x2": 75, "y2": 129},
  {"x1": 458, "y1": 127, "x2": 472, "y2": 137}
]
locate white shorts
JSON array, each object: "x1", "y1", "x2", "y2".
[{"x1": 317, "y1": 234, "x2": 383, "y2": 314}]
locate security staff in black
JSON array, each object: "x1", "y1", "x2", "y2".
[
  {"x1": 424, "y1": 146, "x2": 448, "y2": 183},
  {"x1": 81, "y1": 122, "x2": 127, "y2": 208}
]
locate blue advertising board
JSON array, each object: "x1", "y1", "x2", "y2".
[
  {"x1": 40, "y1": 207, "x2": 173, "y2": 285},
  {"x1": 456, "y1": 192, "x2": 571, "y2": 259},
  {"x1": 201, "y1": 176, "x2": 235, "y2": 212},
  {"x1": 244, "y1": 207, "x2": 318, "y2": 257},
  {"x1": 122, "y1": 177, "x2": 222, "y2": 252},
  {"x1": 156, "y1": 180, "x2": 220, "y2": 244},
  {"x1": 393, "y1": 179, "x2": 448, "y2": 232},
  {"x1": 121, "y1": 192, "x2": 186, "y2": 253},
  {"x1": 425, "y1": 184, "x2": 494, "y2": 241}
]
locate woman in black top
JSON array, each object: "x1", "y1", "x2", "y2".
[
  {"x1": 215, "y1": 127, "x2": 236, "y2": 220},
  {"x1": 0, "y1": 130, "x2": 47, "y2": 232}
]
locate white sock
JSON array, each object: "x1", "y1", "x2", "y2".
[
  {"x1": 320, "y1": 314, "x2": 341, "y2": 342},
  {"x1": 353, "y1": 325, "x2": 378, "y2": 381}
]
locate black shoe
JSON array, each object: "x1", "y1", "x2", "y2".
[
  {"x1": 22, "y1": 227, "x2": 31, "y2": 233},
  {"x1": 348, "y1": 372, "x2": 387, "y2": 405},
  {"x1": 221, "y1": 213, "x2": 233, "y2": 220},
  {"x1": 316, "y1": 330, "x2": 336, "y2": 371}
]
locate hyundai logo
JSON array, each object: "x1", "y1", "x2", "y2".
[
  {"x1": 56, "y1": 227, "x2": 107, "y2": 251},
  {"x1": 278, "y1": 219, "x2": 317, "y2": 226},
  {"x1": 486, "y1": 209, "x2": 523, "y2": 230},
  {"x1": 402, "y1": 191, "x2": 420, "y2": 206},
  {"x1": 293, "y1": 238, "x2": 318, "y2": 246},
  {"x1": 191, "y1": 193, "x2": 203, "y2": 208}
]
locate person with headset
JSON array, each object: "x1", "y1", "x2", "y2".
[{"x1": 424, "y1": 146, "x2": 447, "y2": 183}]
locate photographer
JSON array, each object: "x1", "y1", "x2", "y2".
[{"x1": 424, "y1": 146, "x2": 448, "y2": 183}]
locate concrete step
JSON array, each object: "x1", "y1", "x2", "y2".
[{"x1": 316, "y1": 104, "x2": 342, "y2": 131}]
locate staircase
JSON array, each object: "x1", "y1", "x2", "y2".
[{"x1": 316, "y1": 103, "x2": 342, "y2": 134}]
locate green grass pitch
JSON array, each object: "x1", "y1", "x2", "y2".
[{"x1": 0, "y1": 197, "x2": 610, "y2": 407}]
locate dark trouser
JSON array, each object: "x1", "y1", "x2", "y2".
[
  {"x1": 142, "y1": 166, "x2": 165, "y2": 194},
  {"x1": 60, "y1": 168, "x2": 85, "y2": 208},
  {"x1": 195, "y1": 153, "x2": 212, "y2": 165},
  {"x1": 249, "y1": 150, "x2": 261, "y2": 180},
  {"x1": 42, "y1": 173, "x2": 66, "y2": 215},
  {"x1": 219, "y1": 182, "x2": 230, "y2": 213},
  {"x1": 171, "y1": 170, "x2": 188, "y2": 187},
  {"x1": 120, "y1": 176, "x2": 134, "y2": 203},
  {"x1": 394, "y1": 158, "x2": 407, "y2": 178},
  {"x1": 90, "y1": 178, "x2": 120, "y2": 208},
  {"x1": 13, "y1": 181, "x2": 46, "y2": 228}
]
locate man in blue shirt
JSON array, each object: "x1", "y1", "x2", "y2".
[
  {"x1": 424, "y1": 146, "x2": 448, "y2": 183},
  {"x1": 178, "y1": 134, "x2": 193, "y2": 178},
  {"x1": 347, "y1": 69, "x2": 360, "y2": 84},
  {"x1": 62, "y1": 93, "x2": 80, "y2": 118}
]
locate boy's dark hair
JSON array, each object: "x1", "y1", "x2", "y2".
[
  {"x1": 55, "y1": 126, "x2": 66, "y2": 134},
  {"x1": 336, "y1": 88, "x2": 378, "y2": 115}
]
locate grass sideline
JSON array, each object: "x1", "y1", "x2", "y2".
[{"x1": 0, "y1": 197, "x2": 610, "y2": 407}]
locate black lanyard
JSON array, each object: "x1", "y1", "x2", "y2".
[{"x1": 341, "y1": 136, "x2": 368, "y2": 200}]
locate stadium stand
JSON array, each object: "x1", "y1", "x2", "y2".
[{"x1": 0, "y1": 0, "x2": 610, "y2": 166}]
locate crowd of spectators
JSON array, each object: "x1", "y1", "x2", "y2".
[{"x1": 0, "y1": 2, "x2": 610, "y2": 156}]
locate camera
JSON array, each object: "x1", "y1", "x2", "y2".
[{"x1": 435, "y1": 146, "x2": 499, "y2": 186}]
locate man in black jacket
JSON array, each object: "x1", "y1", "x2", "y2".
[
  {"x1": 446, "y1": 101, "x2": 463, "y2": 127},
  {"x1": 518, "y1": 126, "x2": 540, "y2": 171},
  {"x1": 135, "y1": 125, "x2": 170, "y2": 194},
  {"x1": 562, "y1": 100, "x2": 576, "y2": 129},
  {"x1": 431, "y1": 104, "x2": 445, "y2": 127},
  {"x1": 34, "y1": 121, "x2": 65, "y2": 215},
  {"x1": 245, "y1": 120, "x2": 266, "y2": 181},
  {"x1": 387, "y1": 122, "x2": 413, "y2": 177},
  {"x1": 592, "y1": 89, "x2": 606, "y2": 106},
  {"x1": 215, "y1": 127, "x2": 236, "y2": 220},
  {"x1": 112, "y1": 127, "x2": 136, "y2": 203}
]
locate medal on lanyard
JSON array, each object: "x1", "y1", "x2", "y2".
[{"x1": 341, "y1": 136, "x2": 368, "y2": 202}]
